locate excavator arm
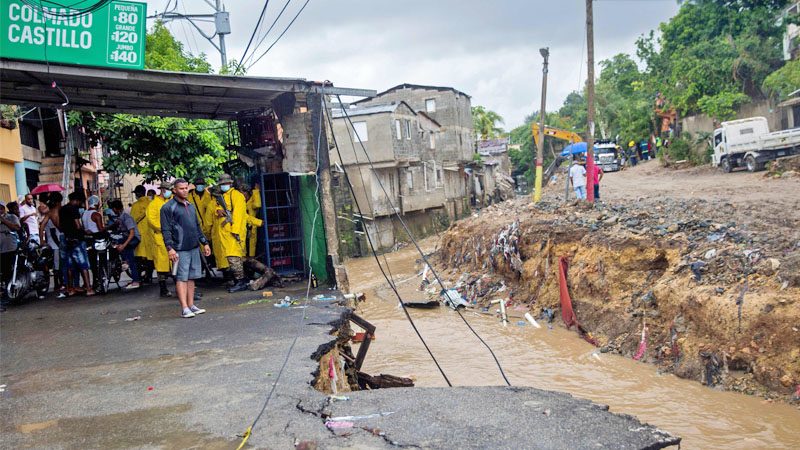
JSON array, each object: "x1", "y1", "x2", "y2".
[{"x1": 531, "y1": 124, "x2": 584, "y2": 188}]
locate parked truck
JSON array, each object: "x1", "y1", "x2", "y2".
[{"x1": 712, "y1": 117, "x2": 800, "y2": 172}]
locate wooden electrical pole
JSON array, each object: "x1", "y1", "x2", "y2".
[
  {"x1": 533, "y1": 47, "x2": 549, "y2": 203},
  {"x1": 585, "y1": 0, "x2": 596, "y2": 202}
]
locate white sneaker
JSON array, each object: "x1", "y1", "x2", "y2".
[
  {"x1": 189, "y1": 305, "x2": 206, "y2": 315},
  {"x1": 181, "y1": 309, "x2": 195, "y2": 318}
]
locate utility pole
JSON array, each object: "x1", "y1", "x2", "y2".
[
  {"x1": 533, "y1": 47, "x2": 549, "y2": 204},
  {"x1": 585, "y1": 0, "x2": 596, "y2": 202},
  {"x1": 151, "y1": 0, "x2": 231, "y2": 68}
]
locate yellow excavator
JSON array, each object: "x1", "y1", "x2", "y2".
[{"x1": 531, "y1": 124, "x2": 584, "y2": 187}]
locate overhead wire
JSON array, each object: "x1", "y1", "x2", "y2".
[
  {"x1": 234, "y1": 0, "x2": 271, "y2": 73},
  {"x1": 236, "y1": 92, "x2": 326, "y2": 450},
  {"x1": 246, "y1": 0, "x2": 312, "y2": 70},
  {"x1": 334, "y1": 94, "x2": 511, "y2": 386},
  {"x1": 242, "y1": 0, "x2": 294, "y2": 67},
  {"x1": 323, "y1": 95, "x2": 453, "y2": 387}
]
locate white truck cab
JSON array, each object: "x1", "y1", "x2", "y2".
[{"x1": 712, "y1": 117, "x2": 800, "y2": 172}]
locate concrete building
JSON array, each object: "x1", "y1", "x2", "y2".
[
  {"x1": 329, "y1": 84, "x2": 475, "y2": 256},
  {"x1": 0, "y1": 120, "x2": 24, "y2": 203},
  {"x1": 353, "y1": 84, "x2": 474, "y2": 220},
  {"x1": 783, "y1": 2, "x2": 800, "y2": 61}
]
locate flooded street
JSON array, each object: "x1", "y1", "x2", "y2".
[{"x1": 347, "y1": 241, "x2": 800, "y2": 449}]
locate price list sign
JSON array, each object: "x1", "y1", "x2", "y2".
[{"x1": 0, "y1": 0, "x2": 146, "y2": 70}]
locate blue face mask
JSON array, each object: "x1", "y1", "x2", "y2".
[
  {"x1": 163, "y1": 190, "x2": 173, "y2": 199},
  {"x1": 79, "y1": 208, "x2": 86, "y2": 214},
  {"x1": 220, "y1": 185, "x2": 231, "y2": 193},
  {"x1": 195, "y1": 185, "x2": 205, "y2": 193}
]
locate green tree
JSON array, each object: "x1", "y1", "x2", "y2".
[
  {"x1": 70, "y1": 22, "x2": 231, "y2": 182},
  {"x1": 472, "y1": 106, "x2": 505, "y2": 140},
  {"x1": 763, "y1": 59, "x2": 800, "y2": 100}
]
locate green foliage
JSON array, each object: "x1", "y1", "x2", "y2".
[
  {"x1": 596, "y1": 54, "x2": 654, "y2": 142},
  {"x1": 636, "y1": 0, "x2": 787, "y2": 116},
  {"x1": 472, "y1": 105, "x2": 505, "y2": 140},
  {"x1": 145, "y1": 21, "x2": 213, "y2": 74},
  {"x1": 763, "y1": 59, "x2": 800, "y2": 100},
  {"x1": 69, "y1": 112, "x2": 228, "y2": 182},
  {"x1": 69, "y1": 22, "x2": 233, "y2": 182},
  {"x1": 697, "y1": 90, "x2": 749, "y2": 121},
  {"x1": 663, "y1": 132, "x2": 712, "y2": 165}
]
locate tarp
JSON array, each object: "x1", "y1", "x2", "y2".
[
  {"x1": 298, "y1": 175, "x2": 329, "y2": 284},
  {"x1": 557, "y1": 257, "x2": 598, "y2": 346}
]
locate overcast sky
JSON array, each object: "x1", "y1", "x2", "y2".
[{"x1": 144, "y1": 0, "x2": 679, "y2": 128}]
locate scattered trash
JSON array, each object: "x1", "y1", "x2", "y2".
[
  {"x1": 524, "y1": 312, "x2": 542, "y2": 329},
  {"x1": 329, "y1": 395, "x2": 350, "y2": 402},
  {"x1": 343, "y1": 292, "x2": 366, "y2": 301},
  {"x1": 147, "y1": 386, "x2": 154, "y2": 391},
  {"x1": 591, "y1": 351, "x2": 601, "y2": 361},
  {"x1": 442, "y1": 289, "x2": 469, "y2": 309},
  {"x1": 243, "y1": 298, "x2": 273, "y2": 306},
  {"x1": 499, "y1": 297, "x2": 508, "y2": 326},
  {"x1": 690, "y1": 261, "x2": 706, "y2": 281},
  {"x1": 633, "y1": 318, "x2": 648, "y2": 361},
  {"x1": 312, "y1": 294, "x2": 337, "y2": 301},
  {"x1": 327, "y1": 412, "x2": 395, "y2": 422},
  {"x1": 405, "y1": 301, "x2": 440, "y2": 309},
  {"x1": 516, "y1": 321, "x2": 526, "y2": 326},
  {"x1": 0, "y1": 384, "x2": 6, "y2": 393},
  {"x1": 325, "y1": 421, "x2": 354, "y2": 429},
  {"x1": 124, "y1": 316, "x2": 141, "y2": 322},
  {"x1": 352, "y1": 332, "x2": 374, "y2": 343},
  {"x1": 274, "y1": 297, "x2": 296, "y2": 308},
  {"x1": 735, "y1": 281, "x2": 749, "y2": 333},
  {"x1": 261, "y1": 291, "x2": 273, "y2": 297}
]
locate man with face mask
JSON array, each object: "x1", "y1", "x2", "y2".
[
  {"x1": 188, "y1": 177, "x2": 212, "y2": 241},
  {"x1": 147, "y1": 181, "x2": 174, "y2": 297},
  {"x1": 211, "y1": 174, "x2": 249, "y2": 293}
]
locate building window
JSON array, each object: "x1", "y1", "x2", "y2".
[
  {"x1": 395, "y1": 119, "x2": 402, "y2": 140},
  {"x1": 425, "y1": 98, "x2": 436, "y2": 113},
  {"x1": 423, "y1": 162, "x2": 430, "y2": 191},
  {"x1": 429, "y1": 133, "x2": 435, "y2": 149},
  {"x1": 406, "y1": 169, "x2": 414, "y2": 191},
  {"x1": 352, "y1": 121, "x2": 368, "y2": 142},
  {"x1": 405, "y1": 120, "x2": 411, "y2": 140},
  {"x1": 436, "y1": 169, "x2": 443, "y2": 187}
]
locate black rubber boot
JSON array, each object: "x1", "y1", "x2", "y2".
[
  {"x1": 159, "y1": 280, "x2": 172, "y2": 298},
  {"x1": 227, "y1": 279, "x2": 250, "y2": 293}
]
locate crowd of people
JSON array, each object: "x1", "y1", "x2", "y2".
[{"x1": 0, "y1": 174, "x2": 279, "y2": 317}]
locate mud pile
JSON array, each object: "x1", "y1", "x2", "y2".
[{"x1": 435, "y1": 197, "x2": 800, "y2": 401}]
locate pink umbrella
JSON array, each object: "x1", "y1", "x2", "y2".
[{"x1": 30, "y1": 183, "x2": 65, "y2": 195}]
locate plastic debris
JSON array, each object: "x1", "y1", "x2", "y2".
[
  {"x1": 516, "y1": 321, "x2": 526, "y2": 326},
  {"x1": 524, "y1": 312, "x2": 542, "y2": 329},
  {"x1": 325, "y1": 421, "x2": 354, "y2": 429},
  {"x1": 327, "y1": 412, "x2": 395, "y2": 422},
  {"x1": 312, "y1": 294, "x2": 337, "y2": 301},
  {"x1": 329, "y1": 395, "x2": 350, "y2": 402},
  {"x1": 442, "y1": 289, "x2": 469, "y2": 309},
  {"x1": 0, "y1": 384, "x2": 6, "y2": 393},
  {"x1": 274, "y1": 297, "x2": 295, "y2": 308},
  {"x1": 147, "y1": 386, "x2": 154, "y2": 391},
  {"x1": 261, "y1": 291, "x2": 273, "y2": 297},
  {"x1": 125, "y1": 316, "x2": 141, "y2": 322}
]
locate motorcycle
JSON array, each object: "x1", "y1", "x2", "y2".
[
  {"x1": 90, "y1": 230, "x2": 132, "y2": 294},
  {"x1": 5, "y1": 240, "x2": 52, "y2": 301}
]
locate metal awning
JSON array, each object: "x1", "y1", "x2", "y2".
[
  {"x1": 0, "y1": 59, "x2": 375, "y2": 119},
  {"x1": 777, "y1": 96, "x2": 800, "y2": 108}
]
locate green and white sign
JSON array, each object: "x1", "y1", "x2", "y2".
[{"x1": 0, "y1": 0, "x2": 146, "y2": 70}]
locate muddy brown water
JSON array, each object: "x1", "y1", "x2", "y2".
[{"x1": 347, "y1": 243, "x2": 800, "y2": 449}]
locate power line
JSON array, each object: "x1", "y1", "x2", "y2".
[
  {"x1": 235, "y1": 0, "x2": 270, "y2": 72},
  {"x1": 242, "y1": 0, "x2": 294, "y2": 67},
  {"x1": 246, "y1": 0, "x2": 312, "y2": 70},
  {"x1": 323, "y1": 95, "x2": 454, "y2": 387},
  {"x1": 334, "y1": 94, "x2": 511, "y2": 386}
]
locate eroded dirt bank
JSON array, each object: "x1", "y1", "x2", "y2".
[{"x1": 436, "y1": 196, "x2": 800, "y2": 400}]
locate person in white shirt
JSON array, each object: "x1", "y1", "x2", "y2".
[
  {"x1": 18, "y1": 194, "x2": 40, "y2": 244},
  {"x1": 568, "y1": 158, "x2": 587, "y2": 200}
]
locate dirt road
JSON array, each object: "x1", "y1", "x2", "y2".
[{"x1": 598, "y1": 161, "x2": 800, "y2": 222}]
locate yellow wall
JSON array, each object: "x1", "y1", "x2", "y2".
[{"x1": 0, "y1": 126, "x2": 23, "y2": 202}]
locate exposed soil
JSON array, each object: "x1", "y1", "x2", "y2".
[{"x1": 435, "y1": 162, "x2": 800, "y2": 401}]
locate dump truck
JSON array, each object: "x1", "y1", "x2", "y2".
[{"x1": 712, "y1": 117, "x2": 800, "y2": 172}]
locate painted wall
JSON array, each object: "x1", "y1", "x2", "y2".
[{"x1": 0, "y1": 126, "x2": 24, "y2": 201}]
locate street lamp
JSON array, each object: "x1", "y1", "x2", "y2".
[{"x1": 533, "y1": 47, "x2": 549, "y2": 203}]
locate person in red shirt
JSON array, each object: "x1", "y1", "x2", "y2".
[{"x1": 591, "y1": 164, "x2": 604, "y2": 200}]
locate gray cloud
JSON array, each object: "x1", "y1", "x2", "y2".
[{"x1": 145, "y1": 0, "x2": 678, "y2": 127}]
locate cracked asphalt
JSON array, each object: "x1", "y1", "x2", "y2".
[{"x1": 0, "y1": 280, "x2": 680, "y2": 449}]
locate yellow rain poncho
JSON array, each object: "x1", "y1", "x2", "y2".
[
  {"x1": 130, "y1": 196, "x2": 152, "y2": 260},
  {"x1": 146, "y1": 196, "x2": 170, "y2": 273}
]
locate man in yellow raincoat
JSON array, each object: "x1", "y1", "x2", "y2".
[
  {"x1": 242, "y1": 183, "x2": 263, "y2": 258},
  {"x1": 147, "y1": 181, "x2": 173, "y2": 297},
  {"x1": 211, "y1": 174, "x2": 249, "y2": 293},
  {"x1": 130, "y1": 185, "x2": 153, "y2": 282},
  {"x1": 188, "y1": 177, "x2": 212, "y2": 239}
]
